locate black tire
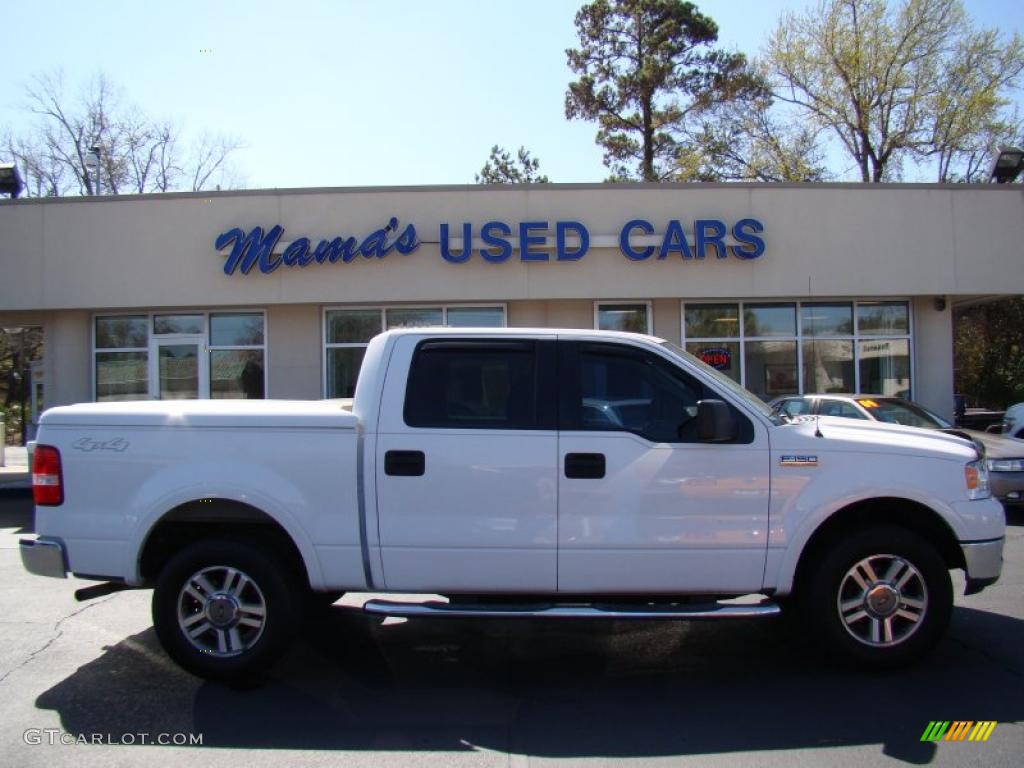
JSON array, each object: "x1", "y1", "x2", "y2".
[
  {"x1": 798, "y1": 525, "x2": 952, "y2": 669},
  {"x1": 152, "y1": 538, "x2": 303, "y2": 681}
]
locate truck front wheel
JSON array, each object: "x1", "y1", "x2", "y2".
[
  {"x1": 799, "y1": 525, "x2": 952, "y2": 668},
  {"x1": 152, "y1": 538, "x2": 301, "y2": 680}
]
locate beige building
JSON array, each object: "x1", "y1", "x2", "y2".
[{"x1": 1, "y1": 182, "x2": 1022, "y2": 429}]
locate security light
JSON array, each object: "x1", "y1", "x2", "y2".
[
  {"x1": 989, "y1": 147, "x2": 1024, "y2": 183},
  {"x1": 0, "y1": 163, "x2": 23, "y2": 198}
]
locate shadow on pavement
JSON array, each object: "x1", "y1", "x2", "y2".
[
  {"x1": 0, "y1": 488, "x2": 33, "y2": 534},
  {"x1": 33, "y1": 601, "x2": 1023, "y2": 761}
]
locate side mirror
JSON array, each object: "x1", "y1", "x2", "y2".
[{"x1": 697, "y1": 399, "x2": 737, "y2": 443}]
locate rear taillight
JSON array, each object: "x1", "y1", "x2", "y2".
[{"x1": 33, "y1": 445, "x2": 64, "y2": 506}]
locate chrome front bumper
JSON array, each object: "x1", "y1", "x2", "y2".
[
  {"x1": 19, "y1": 538, "x2": 67, "y2": 579},
  {"x1": 961, "y1": 537, "x2": 1003, "y2": 594}
]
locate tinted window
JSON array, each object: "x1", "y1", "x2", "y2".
[
  {"x1": 778, "y1": 399, "x2": 812, "y2": 417},
  {"x1": 574, "y1": 344, "x2": 750, "y2": 443},
  {"x1": 405, "y1": 342, "x2": 540, "y2": 429},
  {"x1": 818, "y1": 400, "x2": 869, "y2": 419}
]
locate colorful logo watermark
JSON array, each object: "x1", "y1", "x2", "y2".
[{"x1": 920, "y1": 721, "x2": 996, "y2": 742}]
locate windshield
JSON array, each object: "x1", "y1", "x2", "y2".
[
  {"x1": 658, "y1": 341, "x2": 779, "y2": 422},
  {"x1": 856, "y1": 397, "x2": 951, "y2": 429}
]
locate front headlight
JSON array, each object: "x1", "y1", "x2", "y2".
[
  {"x1": 987, "y1": 458, "x2": 1024, "y2": 472},
  {"x1": 965, "y1": 460, "x2": 991, "y2": 500}
]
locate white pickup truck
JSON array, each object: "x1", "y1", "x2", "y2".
[{"x1": 20, "y1": 328, "x2": 1005, "y2": 679}]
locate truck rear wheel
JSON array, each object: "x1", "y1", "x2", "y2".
[
  {"x1": 799, "y1": 525, "x2": 952, "y2": 668},
  {"x1": 152, "y1": 538, "x2": 302, "y2": 680}
]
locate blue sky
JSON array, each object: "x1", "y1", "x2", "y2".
[{"x1": 1, "y1": 0, "x2": 1018, "y2": 188}]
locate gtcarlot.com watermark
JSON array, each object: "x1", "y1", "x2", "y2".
[{"x1": 24, "y1": 729, "x2": 203, "y2": 746}]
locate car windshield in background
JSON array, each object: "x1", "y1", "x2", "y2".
[{"x1": 856, "y1": 398, "x2": 951, "y2": 429}]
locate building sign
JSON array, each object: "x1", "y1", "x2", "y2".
[
  {"x1": 215, "y1": 218, "x2": 420, "y2": 276},
  {"x1": 697, "y1": 347, "x2": 732, "y2": 370},
  {"x1": 215, "y1": 217, "x2": 764, "y2": 275}
]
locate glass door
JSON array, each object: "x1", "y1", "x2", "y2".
[{"x1": 152, "y1": 337, "x2": 208, "y2": 399}]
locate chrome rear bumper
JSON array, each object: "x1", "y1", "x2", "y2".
[{"x1": 19, "y1": 538, "x2": 67, "y2": 579}]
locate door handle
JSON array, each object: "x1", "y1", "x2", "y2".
[
  {"x1": 565, "y1": 452, "x2": 605, "y2": 479},
  {"x1": 385, "y1": 450, "x2": 425, "y2": 477}
]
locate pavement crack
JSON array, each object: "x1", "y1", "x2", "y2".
[{"x1": 0, "y1": 593, "x2": 120, "y2": 685}]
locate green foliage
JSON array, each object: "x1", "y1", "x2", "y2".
[
  {"x1": 766, "y1": 0, "x2": 1024, "y2": 183},
  {"x1": 954, "y1": 297, "x2": 1024, "y2": 409},
  {"x1": 565, "y1": 0, "x2": 757, "y2": 181},
  {"x1": 475, "y1": 145, "x2": 550, "y2": 184},
  {"x1": 676, "y1": 92, "x2": 833, "y2": 182}
]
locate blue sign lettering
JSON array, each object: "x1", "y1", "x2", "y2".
[
  {"x1": 619, "y1": 219, "x2": 655, "y2": 260},
  {"x1": 440, "y1": 222, "x2": 472, "y2": 264},
  {"x1": 480, "y1": 221, "x2": 513, "y2": 263},
  {"x1": 730, "y1": 218, "x2": 765, "y2": 259},
  {"x1": 694, "y1": 219, "x2": 727, "y2": 259},
  {"x1": 658, "y1": 219, "x2": 693, "y2": 260},
  {"x1": 519, "y1": 222, "x2": 549, "y2": 261},
  {"x1": 217, "y1": 219, "x2": 420, "y2": 275},
  {"x1": 556, "y1": 221, "x2": 589, "y2": 261},
  {"x1": 217, "y1": 225, "x2": 285, "y2": 275},
  {"x1": 217, "y1": 216, "x2": 764, "y2": 274}
]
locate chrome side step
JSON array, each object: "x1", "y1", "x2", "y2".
[{"x1": 363, "y1": 599, "x2": 780, "y2": 620}]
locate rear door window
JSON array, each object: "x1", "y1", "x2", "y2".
[{"x1": 404, "y1": 340, "x2": 553, "y2": 429}]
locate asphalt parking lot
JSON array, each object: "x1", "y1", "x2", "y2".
[{"x1": 1, "y1": 489, "x2": 1021, "y2": 768}]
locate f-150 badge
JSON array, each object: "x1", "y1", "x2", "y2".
[{"x1": 780, "y1": 455, "x2": 818, "y2": 467}]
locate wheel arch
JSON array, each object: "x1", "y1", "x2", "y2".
[
  {"x1": 137, "y1": 498, "x2": 318, "y2": 589},
  {"x1": 783, "y1": 497, "x2": 964, "y2": 596}
]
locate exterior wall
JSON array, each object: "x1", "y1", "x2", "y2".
[
  {"x1": 652, "y1": 298, "x2": 682, "y2": 345},
  {"x1": 45, "y1": 311, "x2": 91, "y2": 408},
  {"x1": 266, "y1": 304, "x2": 321, "y2": 399},
  {"x1": 1, "y1": 184, "x2": 1022, "y2": 313},
  {"x1": 911, "y1": 295, "x2": 955, "y2": 421},
  {"x1": 1, "y1": 184, "x2": 1016, "y2": 415},
  {"x1": 507, "y1": 299, "x2": 592, "y2": 329}
]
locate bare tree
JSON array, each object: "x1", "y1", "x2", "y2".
[
  {"x1": 677, "y1": 88, "x2": 832, "y2": 182},
  {"x1": 766, "y1": 0, "x2": 1024, "y2": 182},
  {"x1": 2, "y1": 70, "x2": 243, "y2": 196}
]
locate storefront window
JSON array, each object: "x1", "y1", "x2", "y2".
[
  {"x1": 445, "y1": 306, "x2": 504, "y2": 327},
  {"x1": 94, "y1": 312, "x2": 265, "y2": 401},
  {"x1": 154, "y1": 314, "x2": 203, "y2": 335},
  {"x1": 683, "y1": 300, "x2": 911, "y2": 399},
  {"x1": 744, "y1": 304, "x2": 796, "y2": 337},
  {"x1": 802, "y1": 303, "x2": 853, "y2": 336},
  {"x1": 596, "y1": 303, "x2": 650, "y2": 333},
  {"x1": 96, "y1": 316, "x2": 148, "y2": 349},
  {"x1": 684, "y1": 304, "x2": 739, "y2": 338},
  {"x1": 96, "y1": 351, "x2": 148, "y2": 401},
  {"x1": 95, "y1": 316, "x2": 148, "y2": 402},
  {"x1": 858, "y1": 338, "x2": 911, "y2": 397},
  {"x1": 211, "y1": 350, "x2": 265, "y2": 399},
  {"x1": 745, "y1": 340, "x2": 798, "y2": 399},
  {"x1": 857, "y1": 302, "x2": 909, "y2": 335},
  {"x1": 210, "y1": 313, "x2": 265, "y2": 346},
  {"x1": 685, "y1": 341, "x2": 741, "y2": 384},
  {"x1": 386, "y1": 307, "x2": 444, "y2": 329},
  {"x1": 327, "y1": 309, "x2": 382, "y2": 344},
  {"x1": 802, "y1": 339, "x2": 855, "y2": 393},
  {"x1": 324, "y1": 305, "x2": 506, "y2": 398}
]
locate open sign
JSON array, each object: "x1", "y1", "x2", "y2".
[{"x1": 698, "y1": 347, "x2": 731, "y2": 370}]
